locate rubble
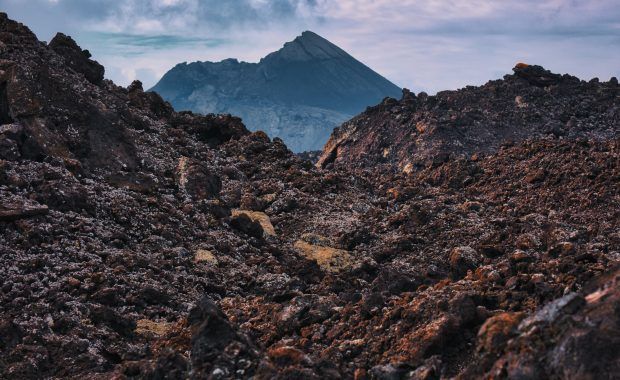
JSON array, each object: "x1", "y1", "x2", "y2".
[{"x1": 0, "y1": 12, "x2": 618, "y2": 380}]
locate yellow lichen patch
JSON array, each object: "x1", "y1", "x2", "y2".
[
  {"x1": 136, "y1": 319, "x2": 173, "y2": 337},
  {"x1": 293, "y1": 240, "x2": 353, "y2": 273},
  {"x1": 402, "y1": 162, "x2": 414, "y2": 174},
  {"x1": 232, "y1": 209, "x2": 276, "y2": 236},
  {"x1": 194, "y1": 249, "x2": 218, "y2": 265}
]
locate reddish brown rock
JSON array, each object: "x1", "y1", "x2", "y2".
[
  {"x1": 0, "y1": 197, "x2": 48, "y2": 221},
  {"x1": 477, "y1": 312, "x2": 525, "y2": 353},
  {"x1": 317, "y1": 64, "x2": 618, "y2": 170},
  {"x1": 449, "y1": 246, "x2": 482, "y2": 278}
]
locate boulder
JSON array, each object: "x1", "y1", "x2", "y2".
[
  {"x1": 231, "y1": 209, "x2": 276, "y2": 236},
  {"x1": 176, "y1": 157, "x2": 222, "y2": 200},
  {"x1": 0, "y1": 196, "x2": 48, "y2": 221},
  {"x1": 230, "y1": 212, "x2": 265, "y2": 239},
  {"x1": 194, "y1": 249, "x2": 218, "y2": 266},
  {"x1": 512, "y1": 64, "x2": 562, "y2": 87},
  {"x1": 477, "y1": 312, "x2": 525, "y2": 353},
  {"x1": 188, "y1": 297, "x2": 258, "y2": 377},
  {"x1": 293, "y1": 238, "x2": 353, "y2": 273},
  {"x1": 449, "y1": 246, "x2": 482, "y2": 278}
]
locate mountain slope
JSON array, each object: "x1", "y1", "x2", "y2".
[
  {"x1": 318, "y1": 64, "x2": 619, "y2": 170},
  {"x1": 151, "y1": 31, "x2": 402, "y2": 152}
]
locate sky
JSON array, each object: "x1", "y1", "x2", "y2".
[{"x1": 1, "y1": 0, "x2": 618, "y2": 93}]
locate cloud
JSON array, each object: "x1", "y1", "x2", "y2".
[
  {"x1": 1, "y1": 0, "x2": 618, "y2": 91},
  {"x1": 79, "y1": 32, "x2": 226, "y2": 56}
]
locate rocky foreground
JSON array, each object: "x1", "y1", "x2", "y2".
[{"x1": 0, "y1": 13, "x2": 619, "y2": 380}]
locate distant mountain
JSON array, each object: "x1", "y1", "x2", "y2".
[{"x1": 150, "y1": 31, "x2": 402, "y2": 152}]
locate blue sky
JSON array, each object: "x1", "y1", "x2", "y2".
[{"x1": 2, "y1": 0, "x2": 619, "y2": 92}]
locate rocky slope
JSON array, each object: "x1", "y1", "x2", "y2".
[
  {"x1": 151, "y1": 31, "x2": 402, "y2": 152},
  {"x1": 318, "y1": 64, "x2": 619, "y2": 171},
  {"x1": 1, "y1": 13, "x2": 619, "y2": 380}
]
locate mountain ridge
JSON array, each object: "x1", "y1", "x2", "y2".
[
  {"x1": 318, "y1": 64, "x2": 619, "y2": 170},
  {"x1": 150, "y1": 31, "x2": 402, "y2": 152}
]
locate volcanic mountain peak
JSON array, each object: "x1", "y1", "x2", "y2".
[
  {"x1": 151, "y1": 30, "x2": 402, "y2": 152},
  {"x1": 262, "y1": 30, "x2": 349, "y2": 63}
]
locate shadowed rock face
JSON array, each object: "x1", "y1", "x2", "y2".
[
  {"x1": 49, "y1": 32, "x2": 105, "y2": 85},
  {"x1": 0, "y1": 81, "x2": 12, "y2": 124},
  {"x1": 0, "y1": 14, "x2": 248, "y2": 174},
  {"x1": 150, "y1": 31, "x2": 402, "y2": 152},
  {"x1": 318, "y1": 65, "x2": 619, "y2": 171},
  {"x1": 1, "y1": 13, "x2": 619, "y2": 380}
]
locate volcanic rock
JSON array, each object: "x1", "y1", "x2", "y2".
[
  {"x1": 294, "y1": 238, "x2": 354, "y2": 273},
  {"x1": 176, "y1": 157, "x2": 222, "y2": 200},
  {"x1": 449, "y1": 246, "x2": 482, "y2": 279},
  {"x1": 188, "y1": 297, "x2": 259, "y2": 377},
  {"x1": 49, "y1": 32, "x2": 104, "y2": 85},
  {"x1": 318, "y1": 64, "x2": 619, "y2": 170},
  {"x1": 230, "y1": 212, "x2": 266, "y2": 239},
  {"x1": 0, "y1": 12, "x2": 618, "y2": 380},
  {"x1": 231, "y1": 209, "x2": 276, "y2": 236},
  {"x1": 476, "y1": 312, "x2": 525, "y2": 353},
  {"x1": 0, "y1": 196, "x2": 48, "y2": 221},
  {"x1": 194, "y1": 249, "x2": 218, "y2": 265}
]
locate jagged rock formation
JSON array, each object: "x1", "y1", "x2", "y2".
[
  {"x1": 151, "y1": 31, "x2": 402, "y2": 152},
  {"x1": 1, "y1": 13, "x2": 619, "y2": 380},
  {"x1": 318, "y1": 64, "x2": 619, "y2": 171},
  {"x1": 48, "y1": 33, "x2": 105, "y2": 86}
]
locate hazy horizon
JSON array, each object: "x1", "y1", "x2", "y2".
[{"x1": 1, "y1": 0, "x2": 618, "y2": 93}]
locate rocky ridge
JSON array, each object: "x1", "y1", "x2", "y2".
[
  {"x1": 0, "y1": 13, "x2": 619, "y2": 380},
  {"x1": 318, "y1": 64, "x2": 619, "y2": 171}
]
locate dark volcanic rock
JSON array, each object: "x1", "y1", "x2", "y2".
[
  {"x1": 230, "y1": 213, "x2": 264, "y2": 239},
  {"x1": 0, "y1": 195, "x2": 49, "y2": 221},
  {"x1": 188, "y1": 297, "x2": 259, "y2": 378},
  {"x1": 318, "y1": 65, "x2": 619, "y2": 170},
  {"x1": 49, "y1": 32, "x2": 105, "y2": 85},
  {"x1": 0, "y1": 14, "x2": 137, "y2": 173},
  {"x1": 513, "y1": 63, "x2": 562, "y2": 87},
  {"x1": 172, "y1": 111, "x2": 249, "y2": 147},
  {"x1": 176, "y1": 157, "x2": 222, "y2": 200},
  {"x1": 464, "y1": 268, "x2": 620, "y2": 379},
  {"x1": 0, "y1": 12, "x2": 619, "y2": 380},
  {"x1": 0, "y1": 81, "x2": 13, "y2": 124}
]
